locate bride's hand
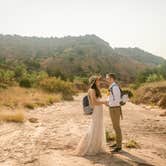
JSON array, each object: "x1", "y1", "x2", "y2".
[{"x1": 103, "y1": 101, "x2": 109, "y2": 106}]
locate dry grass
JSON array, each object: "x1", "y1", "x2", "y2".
[
  {"x1": 132, "y1": 81, "x2": 166, "y2": 108},
  {"x1": 105, "y1": 130, "x2": 116, "y2": 142},
  {"x1": 0, "y1": 110, "x2": 25, "y2": 122},
  {"x1": 125, "y1": 139, "x2": 140, "y2": 149},
  {"x1": 0, "y1": 86, "x2": 62, "y2": 110},
  {"x1": 136, "y1": 81, "x2": 166, "y2": 91}
]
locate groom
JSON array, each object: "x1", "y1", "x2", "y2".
[{"x1": 106, "y1": 73, "x2": 122, "y2": 152}]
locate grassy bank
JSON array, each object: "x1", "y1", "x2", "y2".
[{"x1": 132, "y1": 81, "x2": 166, "y2": 109}]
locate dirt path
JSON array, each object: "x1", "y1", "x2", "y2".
[{"x1": 0, "y1": 94, "x2": 166, "y2": 166}]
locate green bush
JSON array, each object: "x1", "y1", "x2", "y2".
[
  {"x1": 136, "y1": 69, "x2": 153, "y2": 83},
  {"x1": 14, "y1": 64, "x2": 27, "y2": 80},
  {"x1": 36, "y1": 71, "x2": 48, "y2": 83},
  {"x1": 0, "y1": 69, "x2": 15, "y2": 85},
  {"x1": 146, "y1": 74, "x2": 164, "y2": 83},
  {"x1": 136, "y1": 61, "x2": 166, "y2": 84},
  {"x1": 19, "y1": 78, "x2": 32, "y2": 88},
  {"x1": 19, "y1": 72, "x2": 38, "y2": 88},
  {"x1": 39, "y1": 77, "x2": 76, "y2": 100}
]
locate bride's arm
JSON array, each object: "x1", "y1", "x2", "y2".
[{"x1": 89, "y1": 89, "x2": 106, "y2": 106}]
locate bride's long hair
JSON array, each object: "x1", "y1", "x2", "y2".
[{"x1": 91, "y1": 80, "x2": 102, "y2": 98}]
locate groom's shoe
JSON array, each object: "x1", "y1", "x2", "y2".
[
  {"x1": 111, "y1": 147, "x2": 122, "y2": 153},
  {"x1": 109, "y1": 143, "x2": 117, "y2": 148}
]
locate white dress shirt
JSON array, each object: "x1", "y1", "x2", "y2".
[{"x1": 108, "y1": 82, "x2": 121, "y2": 107}]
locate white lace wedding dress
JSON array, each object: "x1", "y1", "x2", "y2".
[{"x1": 75, "y1": 98, "x2": 106, "y2": 156}]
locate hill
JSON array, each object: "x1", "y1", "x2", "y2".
[
  {"x1": 114, "y1": 47, "x2": 164, "y2": 66},
  {"x1": 0, "y1": 34, "x2": 165, "y2": 82}
]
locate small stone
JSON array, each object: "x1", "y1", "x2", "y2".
[{"x1": 28, "y1": 117, "x2": 39, "y2": 123}]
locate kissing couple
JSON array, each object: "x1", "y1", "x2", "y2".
[{"x1": 75, "y1": 73, "x2": 126, "y2": 156}]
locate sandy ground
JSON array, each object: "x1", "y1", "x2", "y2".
[{"x1": 0, "y1": 94, "x2": 166, "y2": 166}]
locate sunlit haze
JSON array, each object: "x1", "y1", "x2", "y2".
[{"x1": 0, "y1": 0, "x2": 165, "y2": 58}]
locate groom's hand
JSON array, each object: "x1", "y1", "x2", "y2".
[{"x1": 104, "y1": 101, "x2": 109, "y2": 107}]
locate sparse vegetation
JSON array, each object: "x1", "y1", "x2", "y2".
[
  {"x1": 0, "y1": 34, "x2": 164, "y2": 84},
  {"x1": 73, "y1": 77, "x2": 89, "y2": 92},
  {"x1": 0, "y1": 87, "x2": 62, "y2": 110},
  {"x1": 136, "y1": 61, "x2": 166, "y2": 85},
  {"x1": 105, "y1": 130, "x2": 116, "y2": 142},
  {"x1": 132, "y1": 81, "x2": 166, "y2": 108},
  {"x1": 129, "y1": 61, "x2": 166, "y2": 108},
  {"x1": 125, "y1": 139, "x2": 140, "y2": 149},
  {"x1": 146, "y1": 74, "x2": 164, "y2": 83},
  {"x1": 0, "y1": 110, "x2": 25, "y2": 122},
  {"x1": 39, "y1": 77, "x2": 76, "y2": 100},
  {"x1": 24, "y1": 103, "x2": 36, "y2": 109},
  {"x1": 0, "y1": 34, "x2": 165, "y2": 111}
]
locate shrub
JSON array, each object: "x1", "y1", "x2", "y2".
[
  {"x1": 14, "y1": 64, "x2": 27, "y2": 79},
  {"x1": 39, "y1": 77, "x2": 76, "y2": 100},
  {"x1": 136, "y1": 61, "x2": 166, "y2": 84},
  {"x1": 24, "y1": 103, "x2": 36, "y2": 109},
  {"x1": 19, "y1": 72, "x2": 38, "y2": 88},
  {"x1": 19, "y1": 78, "x2": 33, "y2": 88},
  {"x1": 0, "y1": 83, "x2": 8, "y2": 89},
  {"x1": 47, "y1": 96, "x2": 54, "y2": 104},
  {"x1": 0, "y1": 69, "x2": 15, "y2": 85},
  {"x1": 136, "y1": 69, "x2": 153, "y2": 83},
  {"x1": 36, "y1": 71, "x2": 48, "y2": 82},
  {"x1": 47, "y1": 94, "x2": 62, "y2": 104},
  {"x1": 125, "y1": 140, "x2": 140, "y2": 149},
  {"x1": 105, "y1": 130, "x2": 116, "y2": 142},
  {"x1": 146, "y1": 74, "x2": 164, "y2": 83}
]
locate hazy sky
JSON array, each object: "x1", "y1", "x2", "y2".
[{"x1": 0, "y1": 0, "x2": 165, "y2": 58}]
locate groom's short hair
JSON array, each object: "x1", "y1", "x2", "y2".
[{"x1": 108, "y1": 73, "x2": 116, "y2": 80}]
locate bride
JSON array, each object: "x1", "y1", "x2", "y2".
[{"x1": 75, "y1": 76, "x2": 107, "y2": 156}]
